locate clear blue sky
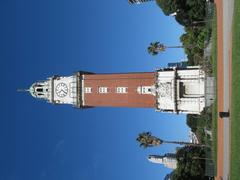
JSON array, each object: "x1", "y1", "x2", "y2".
[{"x1": 0, "y1": 0, "x2": 190, "y2": 180}]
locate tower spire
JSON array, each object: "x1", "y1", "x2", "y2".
[{"x1": 17, "y1": 89, "x2": 30, "y2": 92}]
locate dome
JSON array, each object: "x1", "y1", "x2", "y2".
[
  {"x1": 29, "y1": 83, "x2": 37, "y2": 98},
  {"x1": 27, "y1": 82, "x2": 49, "y2": 99}
]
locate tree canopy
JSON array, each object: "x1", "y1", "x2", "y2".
[
  {"x1": 136, "y1": 132, "x2": 162, "y2": 148},
  {"x1": 172, "y1": 146, "x2": 210, "y2": 180},
  {"x1": 156, "y1": 0, "x2": 206, "y2": 26}
]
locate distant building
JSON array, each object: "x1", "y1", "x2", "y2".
[
  {"x1": 169, "y1": 12, "x2": 177, "y2": 16},
  {"x1": 128, "y1": 0, "x2": 154, "y2": 5},
  {"x1": 204, "y1": 128, "x2": 213, "y2": 140},
  {"x1": 167, "y1": 61, "x2": 188, "y2": 68},
  {"x1": 189, "y1": 131, "x2": 200, "y2": 144},
  {"x1": 148, "y1": 154, "x2": 177, "y2": 169}
]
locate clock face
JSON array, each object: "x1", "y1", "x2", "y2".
[{"x1": 55, "y1": 83, "x2": 68, "y2": 97}]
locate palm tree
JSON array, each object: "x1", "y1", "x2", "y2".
[
  {"x1": 147, "y1": 42, "x2": 183, "y2": 55},
  {"x1": 136, "y1": 132, "x2": 206, "y2": 148},
  {"x1": 136, "y1": 132, "x2": 162, "y2": 148}
]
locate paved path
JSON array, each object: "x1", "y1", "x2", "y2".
[
  {"x1": 215, "y1": 0, "x2": 234, "y2": 179},
  {"x1": 222, "y1": 0, "x2": 234, "y2": 179}
]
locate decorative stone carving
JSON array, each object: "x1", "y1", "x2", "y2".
[{"x1": 157, "y1": 82, "x2": 172, "y2": 98}]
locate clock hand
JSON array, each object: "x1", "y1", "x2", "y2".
[{"x1": 60, "y1": 89, "x2": 67, "y2": 94}]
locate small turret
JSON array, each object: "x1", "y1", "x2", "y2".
[
  {"x1": 19, "y1": 74, "x2": 81, "y2": 106},
  {"x1": 28, "y1": 81, "x2": 50, "y2": 99}
]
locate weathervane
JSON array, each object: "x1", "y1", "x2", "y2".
[{"x1": 17, "y1": 89, "x2": 30, "y2": 92}]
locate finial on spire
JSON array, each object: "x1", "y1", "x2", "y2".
[{"x1": 17, "y1": 89, "x2": 30, "y2": 92}]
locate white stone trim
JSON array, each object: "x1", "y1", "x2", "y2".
[{"x1": 84, "y1": 87, "x2": 92, "y2": 93}]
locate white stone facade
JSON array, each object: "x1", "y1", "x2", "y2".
[
  {"x1": 28, "y1": 75, "x2": 78, "y2": 106},
  {"x1": 155, "y1": 66, "x2": 212, "y2": 114}
]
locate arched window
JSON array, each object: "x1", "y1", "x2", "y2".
[{"x1": 36, "y1": 88, "x2": 43, "y2": 92}]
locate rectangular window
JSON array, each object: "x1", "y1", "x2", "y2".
[
  {"x1": 98, "y1": 87, "x2": 108, "y2": 93},
  {"x1": 142, "y1": 87, "x2": 151, "y2": 94},
  {"x1": 137, "y1": 86, "x2": 152, "y2": 94},
  {"x1": 116, "y1": 87, "x2": 128, "y2": 93},
  {"x1": 84, "y1": 87, "x2": 92, "y2": 93}
]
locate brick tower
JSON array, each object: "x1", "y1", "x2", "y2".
[
  {"x1": 82, "y1": 72, "x2": 155, "y2": 108},
  {"x1": 24, "y1": 66, "x2": 214, "y2": 114}
]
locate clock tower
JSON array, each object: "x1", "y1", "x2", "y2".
[
  {"x1": 26, "y1": 74, "x2": 79, "y2": 106},
  {"x1": 25, "y1": 66, "x2": 214, "y2": 114}
]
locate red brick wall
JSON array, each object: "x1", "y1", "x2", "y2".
[{"x1": 83, "y1": 72, "x2": 156, "y2": 108}]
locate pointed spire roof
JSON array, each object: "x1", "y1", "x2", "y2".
[{"x1": 17, "y1": 83, "x2": 38, "y2": 98}]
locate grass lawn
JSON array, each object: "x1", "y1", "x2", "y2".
[
  {"x1": 210, "y1": 7, "x2": 218, "y2": 174},
  {"x1": 230, "y1": 0, "x2": 240, "y2": 179}
]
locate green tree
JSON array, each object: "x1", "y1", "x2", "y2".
[
  {"x1": 156, "y1": 0, "x2": 179, "y2": 16},
  {"x1": 147, "y1": 42, "x2": 183, "y2": 55},
  {"x1": 175, "y1": 11, "x2": 192, "y2": 27},
  {"x1": 136, "y1": 132, "x2": 162, "y2": 148},
  {"x1": 156, "y1": 0, "x2": 206, "y2": 27},
  {"x1": 179, "y1": 26, "x2": 211, "y2": 65},
  {"x1": 172, "y1": 146, "x2": 210, "y2": 180}
]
